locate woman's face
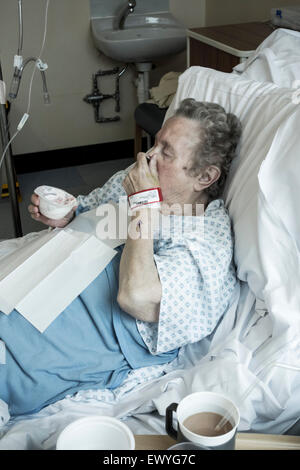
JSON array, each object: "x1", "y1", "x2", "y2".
[{"x1": 148, "y1": 116, "x2": 202, "y2": 205}]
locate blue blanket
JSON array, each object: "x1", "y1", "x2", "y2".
[{"x1": 0, "y1": 249, "x2": 178, "y2": 416}]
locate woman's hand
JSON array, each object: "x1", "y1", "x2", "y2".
[
  {"x1": 122, "y1": 152, "x2": 160, "y2": 195},
  {"x1": 28, "y1": 193, "x2": 77, "y2": 228}
]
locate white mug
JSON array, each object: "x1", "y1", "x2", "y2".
[
  {"x1": 56, "y1": 416, "x2": 135, "y2": 450},
  {"x1": 166, "y1": 391, "x2": 240, "y2": 450}
]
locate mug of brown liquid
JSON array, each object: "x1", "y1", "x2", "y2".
[{"x1": 165, "y1": 392, "x2": 240, "y2": 450}]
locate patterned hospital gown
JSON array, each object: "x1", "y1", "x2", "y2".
[{"x1": 77, "y1": 166, "x2": 237, "y2": 355}]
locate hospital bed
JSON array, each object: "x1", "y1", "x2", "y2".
[{"x1": 0, "y1": 27, "x2": 300, "y2": 449}]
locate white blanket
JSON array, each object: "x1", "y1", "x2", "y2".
[{"x1": 0, "y1": 226, "x2": 298, "y2": 449}]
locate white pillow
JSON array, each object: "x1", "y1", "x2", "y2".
[
  {"x1": 165, "y1": 66, "x2": 300, "y2": 330},
  {"x1": 233, "y1": 28, "x2": 300, "y2": 89}
]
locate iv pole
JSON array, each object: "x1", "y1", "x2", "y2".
[
  {"x1": 0, "y1": 0, "x2": 49, "y2": 239},
  {"x1": 0, "y1": 59, "x2": 23, "y2": 238}
]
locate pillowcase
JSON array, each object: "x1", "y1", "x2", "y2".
[
  {"x1": 233, "y1": 28, "x2": 300, "y2": 89},
  {"x1": 164, "y1": 66, "x2": 300, "y2": 332}
]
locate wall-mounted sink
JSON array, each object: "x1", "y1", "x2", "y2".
[{"x1": 91, "y1": 12, "x2": 186, "y2": 63}]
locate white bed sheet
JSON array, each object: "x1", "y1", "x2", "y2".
[
  {"x1": 233, "y1": 28, "x2": 300, "y2": 89},
  {"x1": 0, "y1": 225, "x2": 298, "y2": 449},
  {"x1": 2, "y1": 28, "x2": 300, "y2": 446},
  {"x1": 0, "y1": 227, "x2": 238, "y2": 449},
  {"x1": 162, "y1": 65, "x2": 300, "y2": 437}
]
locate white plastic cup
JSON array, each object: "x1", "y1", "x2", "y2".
[
  {"x1": 34, "y1": 185, "x2": 77, "y2": 220},
  {"x1": 56, "y1": 416, "x2": 135, "y2": 450}
]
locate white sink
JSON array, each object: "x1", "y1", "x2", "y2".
[{"x1": 91, "y1": 13, "x2": 186, "y2": 63}]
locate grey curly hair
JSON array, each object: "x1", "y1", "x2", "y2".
[{"x1": 174, "y1": 98, "x2": 242, "y2": 200}]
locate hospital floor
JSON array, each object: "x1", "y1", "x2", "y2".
[{"x1": 0, "y1": 157, "x2": 134, "y2": 240}]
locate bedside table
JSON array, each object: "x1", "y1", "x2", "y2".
[
  {"x1": 187, "y1": 22, "x2": 275, "y2": 72},
  {"x1": 135, "y1": 433, "x2": 300, "y2": 450}
]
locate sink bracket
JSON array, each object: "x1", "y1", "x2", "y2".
[{"x1": 83, "y1": 66, "x2": 126, "y2": 123}]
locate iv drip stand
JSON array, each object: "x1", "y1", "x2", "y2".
[{"x1": 0, "y1": 58, "x2": 23, "y2": 238}]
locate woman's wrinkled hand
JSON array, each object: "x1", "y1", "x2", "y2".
[
  {"x1": 122, "y1": 152, "x2": 160, "y2": 196},
  {"x1": 28, "y1": 193, "x2": 77, "y2": 228}
]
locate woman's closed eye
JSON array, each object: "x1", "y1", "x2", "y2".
[{"x1": 162, "y1": 148, "x2": 173, "y2": 159}]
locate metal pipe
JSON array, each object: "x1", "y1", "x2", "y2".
[
  {"x1": 17, "y1": 0, "x2": 24, "y2": 55},
  {"x1": 9, "y1": 0, "x2": 24, "y2": 101},
  {"x1": 0, "y1": 60, "x2": 23, "y2": 238},
  {"x1": 118, "y1": 64, "x2": 128, "y2": 78}
]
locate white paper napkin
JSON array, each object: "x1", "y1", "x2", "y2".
[{"x1": 0, "y1": 229, "x2": 117, "y2": 332}]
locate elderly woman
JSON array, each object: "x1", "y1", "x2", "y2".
[{"x1": 0, "y1": 99, "x2": 241, "y2": 417}]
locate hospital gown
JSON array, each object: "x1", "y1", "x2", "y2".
[
  {"x1": 77, "y1": 166, "x2": 237, "y2": 355},
  {"x1": 0, "y1": 166, "x2": 237, "y2": 416}
]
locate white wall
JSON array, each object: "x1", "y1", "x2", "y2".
[
  {"x1": 1, "y1": 0, "x2": 298, "y2": 158},
  {"x1": 205, "y1": 0, "x2": 300, "y2": 26},
  {"x1": 170, "y1": 0, "x2": 206, "y2": 28},
  {"x1": 0, "y1": 0, "x2": 195, "y2": 157},
  {"x1": 90, "y1": 0, "x2": 169, "y2": 17},
  {"x1": 0, "y1": 0, "x2": 137, "y2": 156}
]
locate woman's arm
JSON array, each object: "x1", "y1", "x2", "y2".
[
  {"x1": 117, "y1": 154, "x2": 162, "y2": 322},
  {"x1": 117, "y1": 207, "x2": 161, "y2": 322}
]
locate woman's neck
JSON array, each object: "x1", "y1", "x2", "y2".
[{"x1": 160, "y1": 192, "x2": 209, "y2": 216}]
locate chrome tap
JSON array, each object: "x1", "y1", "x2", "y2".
[{"x1": 115, "y1": 0, "x2": 136, "y2": 30}]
